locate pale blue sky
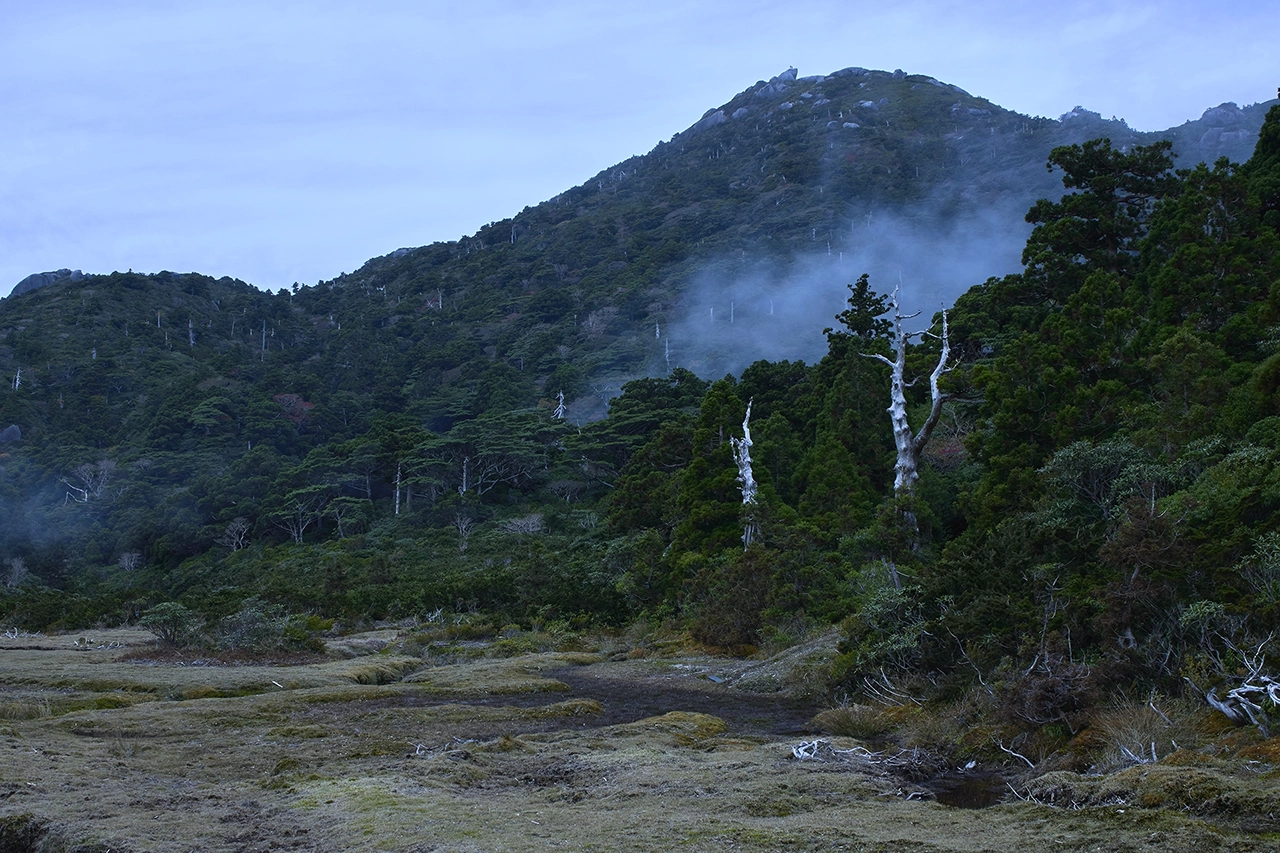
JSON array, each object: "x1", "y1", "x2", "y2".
[{"x1": 2, "y1": 1, "x2": 1275, "y2": 296}]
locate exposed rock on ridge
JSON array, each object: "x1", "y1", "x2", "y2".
[{"x1": 10, "y1": 269, "x2": 83, "y2": 298}]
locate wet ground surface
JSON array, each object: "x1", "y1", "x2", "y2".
[
  {"x1": 551, "y1": 665, "x2": 821, "y2": 736},
  {"x1": 357, "y1": 660, "x2": 1015, "y2": 807},
  {"x1": 381, "y1": 662, "x2": 821, "y2": 739},
  {"x1": 931, "y1": 773, "x2": 1009, "y2": 808}
]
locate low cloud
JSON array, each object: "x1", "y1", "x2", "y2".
[{"x1": 660, "y1": 201, "x2": 1030, "y2": 379}]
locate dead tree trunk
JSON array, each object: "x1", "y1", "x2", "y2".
[
  {"x1": 394, "y1": 461, "x2": 402, "y2": 516},
  {"x1": 730, "y1": 399, "x2": 760, "y2": 548},
  {"x1": 864, "y1": 285, "x2": 952, "y2": 499}
]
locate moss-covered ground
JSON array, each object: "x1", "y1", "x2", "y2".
[{"x1": 2, "y1": 628, "x2": 1279, "y2": 852}]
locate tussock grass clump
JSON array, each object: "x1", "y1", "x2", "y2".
[
  {"x1": 812, "y1": 704, "x2": 893, "y2": 739},
  {"x1": 333, "y1": 656, "x2": 424, "y2": 685},
  {"x1": 1089, "y1": 700, "x2": 1211, "y2": 772},
  {"x1": 0, "y1": 699, "x2": 51, "y2": 720},
  {"x1": 106, "y1": 734, "x2": 146, "y2": 759},
  {"x1": 80, "y1": 693, "x2": 152, "y2": 711},
  {"x1": 485, "y1": 622, "x2": 597, "y2": 658},
  {"x1": 0, "y1": 814, "x2": 56, "y2": 853},
  {"x1": 612, "y1": 711, "x2": 727, "y2": 745},
  {"x1": 518, "y1": 698, "x2": 604, "y2": 719}
]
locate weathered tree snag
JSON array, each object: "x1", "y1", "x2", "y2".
[
  {"x1": 214, "y1": 516, "x2": 251, "y2": 551},
  {"x1": 863, "y1": 285, "x2": 953, "y2": 498},
  {"x1": 730, "y1": 398, "x2": 760, "y2": 548}
]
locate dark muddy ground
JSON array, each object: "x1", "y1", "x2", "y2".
[
  {"x1": 368, "y1": 660, "x2": 1013, "y2": 807},
  {"x1": 551, "y1": 664, "x2": 821, "y2": 735},
  {"x1": 367, "y1": 660, "x2": 822, "y2": 740}
]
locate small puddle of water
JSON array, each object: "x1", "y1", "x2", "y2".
[
  {"x1": 931, "y1": 774, "x2": 1007, "y2": 809},
  {"x1": 380, "y1": 662, "x2": 819, "y2": 739}
]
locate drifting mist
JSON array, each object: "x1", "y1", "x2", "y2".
[{"x1": 658, "y1": 201, "x2": 1030, "y2": 379}]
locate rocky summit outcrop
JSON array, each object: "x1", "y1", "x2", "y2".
[
  {"x1": 10, "y1": 268, "x2": 82, "y2": 298},
  {"x1": 1199, "y1": 102, "x2": 1252, "y2": 148},
  {"x1": 1202, "y1": 102, "x2": 1248, "y2": 128}
]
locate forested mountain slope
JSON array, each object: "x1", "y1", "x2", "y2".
[{"x1": 1, "y1": 69, "x2": 1278, "y2": 742}]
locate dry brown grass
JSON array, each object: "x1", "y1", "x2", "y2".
[
  {"x1": 811, "y1": 703, "x2": 894, "y2": 739},
  {"x1": 1089, "y1": 699, "x2": 1213, "y2": 773}
]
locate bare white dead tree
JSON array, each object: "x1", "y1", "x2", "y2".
[
  {"x1": 729, "y1": 399, "x2": 760, "y2": 548},
  {"x1": 118, "y1": 552, "x2": 142, "y2": 572},
  {"x1": 548, "y1": 480, "x2": 586, "y2": 503},
  {"x1": 1199, "y1": 636, "x2": 1280, "y2": 737},
  {"x1": 553, "y1": 390, "x2": 566, "y2": 420},
  {"x1": 501, "y1": 513, "x2": 545, "y2": 535},
  {"x1": 863, "y1": 285, "x2": 953, "y2": 498},
  {"x1": 5, "y1": 557, "x2": 28, "y2": 588},
  {"x1": 214, "y1": 517, "x2": 252, "y2": 551},
  {"x1": 394, "y1": 460, "x2": 403, "y2": 515},
  {"x1": 452, "y1": 509, "x2": 476, "y2": 553},
  {"x1": 62, "y1": 460, "x2": 117, "y2": 504}
]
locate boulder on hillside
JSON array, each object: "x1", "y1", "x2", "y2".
[
  {"x1": 0, "y1": 424, "x2": 20, "y2": 443},
  {"x1": 10, "y1": 269, "x2": 82, "y2": 298},
  {"x1": 688, "y1": 110, "x2": 727, "y2": 134}
]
